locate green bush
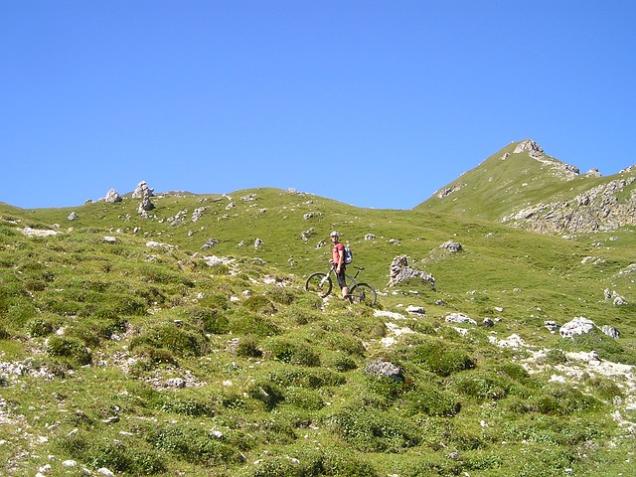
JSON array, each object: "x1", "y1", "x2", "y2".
[
  {"x1": 229, "y1": 312, "x2": 280, "y2": 336},
  {"x1": 266, "y1": 339, "x2": 321, "y2": 366},
  {"x1": 269, "y1": 367, "x2": 346, "y2": 389},
  {"x1": 324, "y1": 333, "x2": 365, "y2": 356},
  {"x1": 326, "y1": 407, "x2": 421, "y2": 452},
  {"x1": 237, "y1": 336, "x2": 263, "y2": 357},
  {"x1": 88, "y1": 441, "x2": 166, "y2": 475},
  {"x1": 412, "y1": 341, "x2": 475, "y2": 376},
  {"x1": 267, "y1": 287, "x2": 297, "y2": 305},
  {"x1": 243, "y1": 295, "x2": 277, "y2": 314},
  {"x1": 453, "y1": 369, "x2": 513, "y2": 401},
  {"x1": 146, "y1": 424, "x2": 239, "y2": 465},
  {"x1": 129, "y1": 323, "x2": 207, "y2": 357},
  {"x1": 329, "y1": 355, "x2": 357, "y2": 372},
  {"x1": 47, "y1": 335, "x2": 92, "y2": 365},
  {"x1": 132, "y1": 345, "x2": 178, "y2": 366},
  {"x1": 182, "y1": 306, "x2": 229, "y2": 334},
  {"x1": 404, "y1": 384, "x2": 461, "y2": 417},
  {"x1": 159, "y1": 393, "x2": 215, "y2": 417},
  {"x1": 533, "y1": 385, "x2": 600, "y2": 415},
  {"x1": 0, "y1": 325, "x2": 10, "y2": 340},
  {"x1": 248, "y1": 382, "x2": 285, "y2": 411},
  {"x1": 285, "y1": 387, "x2": 325, "y2": 410}
]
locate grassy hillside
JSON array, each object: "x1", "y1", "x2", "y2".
[
  {"x1": 0, "y1": 188, "x2": 635, "y2": 476},
  {"x1": 417, "y1": 141, "x2": 635, "y2": 223}
]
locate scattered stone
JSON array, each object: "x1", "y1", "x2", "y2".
[
  {"x1": 613, "y1": 295, "x2": 628, "y2": 306},
  {"x1": 132, "y1": 180, "x2": 154, "y2": 199},
  {"x1": 102, "y1": 236, "x2": 117, "y2": 244},
  {"x1": 560, "y1": 317, "x2": 596, "y2": 338},
  {"x1": 388, "y1": 239, "x2": 401, "y2": 245},
  {"x1": 210, "y1": 430, "x2": 224, "y2": 439},
  {"x1": 67, "y1": 211, "x2": 78, "y2": 221},
  {"x1": 97, "y1": 468, "x2": 115, "y2": 477},
  {"x1": 300, "y1": 228, "x2": 315, "y2": 242},
  {"x1": 315, "y1": 240, "x2": 326, "y2": 249},
  {"x1": 191, "y1": 207, "x2": 207, "y2": 222},
  {"x1": 254, "y1": 238, "x2": 263, "y2": 250},
  {"x1": 489, "y1": 334, "x2": 526, "y2": 349},
  {"x1": 165, "y1": 377, "x2": 186, "y2": 388},
  {"x1": 482, "y1": 318, "x2": 495, "y2": 327},
  {"x1": 201, "y1": 238, "x2": 219, "y2": 249},
  {"x1": 364, "y1": 233, "x2": 376, "y2": 241},
  {"x1": 388, "y1": 256, "x2": 436, "y2": 288},
  {"x1": 437, "y1": 183, "x2": 465, "y2": 199},
  {"x1": 303, "y1": 212, "x2": 321, "y2": 220},
  {"x1": 62, "y1": 460, "x2": 77, "y2": 468},
  {"x1": 601, "y1": 325, "x2": 621, "y2": 339},
  {"x1": 241, "y1": 193, "x2": 257, "y2": 202},
  {"x1": 145, "y1": 241, "x2": 173, "y2": 251},
  {"x1": 445, "y1": 313, "x2": 477, "y2": 325},
  {"x1": 103, "y1": 188, "x2": 122, "y2": 203},
  {"x1": 494, "y1": 306, "x2": 504, "y2": 312},
  {"x1": 544, "y1": 320, "x2": 560, "y2": 333},
  {"x1": 365, "y1": 360, "x2": 404, "y2": 382},
  {"x1": 373, "y1": 310, "x2": 407, "y2": 320},
  {"x1": 439, "y1": 240, "x2": 463, "y2": 252},
  {"x1": 406, "y1": 305, "x2": 425, "y2": 315},
  {"x1": 434, "y1": 299, "x2": 446, "y2": 306},
  {"x1": 225, "y1": 201, "x2": 236, "y2": 210},
  {"x1": 616, "y1": 263, "x2": 636, "y2": 277},
  {"x1": 21, "y1": 227, "x2": 59, "y2": 238},
  {"x1": 202, "y1": 256, "x2": 234, "y2": 267}
]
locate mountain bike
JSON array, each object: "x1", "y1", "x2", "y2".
[{"x1": 305, "y1": 265, "x2": 377, "y2": 305}]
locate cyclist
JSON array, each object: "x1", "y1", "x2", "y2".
[{"x1": 329, "y1": 231, "x2": 349, "y2": 300}]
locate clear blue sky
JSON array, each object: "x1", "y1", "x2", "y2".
[{"x1": 2, "y1": 1, "x2": 635, "y2": 209}]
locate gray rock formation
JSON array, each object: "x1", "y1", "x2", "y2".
[
  {"x1": 303, "y1": 212, "x2": 321, "y2": 220},
  {"x1": 560, "y1": 317, "x2": 596, "y2": 338},
  {"x1": 513, "y1": 139, "x2": 544, "y2": 155},
  {"x1": 191, "y1": 207, "x2": 206, "y2": 222},
  {"x1": 502, "y1": 177, "x2": 636, "y2": 233},
  {"x1": 103, "y1": 188, "x2": 122, "y2": 203},
  {"x1": 254, "y1": 238, "x2": 263, "y2": 250},
  {"x1": 365, "y1": 359, "x2": 404, "y2": 382},
  {"x1": 440, "y1": 240, "x2": 463, "y2": 252},
  {"x1": 364, "y1": 233, "x2": 376, "y2": 241},
  {"x1": 132, "y1": 181, "x2": 154, "y2": 199},
  {"x1": 300, "y1": 228, "x2": 315, "y2": 242},
  {"x1": 445, "y1": 313, "x2": 477, "y2": 325},
  {"x1": 406, "y1": 305, "x2": 425, "y2": 315},
  {"x1": 388, "y1": 256, "x2": 435, "y2": 288},
  {"x1": 201, "y1": 238, "x2": 219, "y2": 250},
  {"x1": 437, "y1": 183, "x2": 465, "y2": 199},
  {"x1": 601, "y1": 325, "x2": 621, "y2": 339},
  {"x1": 67, "y1": 212, "x2": 78, "y2": 221},
  {"x1": 605, "y1": 289, "x2": 628, "y2": 306},
  {"x1": 544, "y1": 320, "x2": 560, "y2": 332}
]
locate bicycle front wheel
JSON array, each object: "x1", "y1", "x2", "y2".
[
  {"x1": 349, "y1": 283, "x2": 377, "y2": 306},
  {"x1": 305, "y1": 272, "x2": 333, "y2": 298}
]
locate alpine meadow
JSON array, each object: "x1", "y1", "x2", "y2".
[{"x1": 1, "y1": 140, "x2": 635, "y2": 476}]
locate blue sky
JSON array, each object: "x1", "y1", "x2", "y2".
[{"x1": 2, "y1": 1, "x2": 635, "y2": 209}]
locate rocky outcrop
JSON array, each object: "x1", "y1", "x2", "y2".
[
  {"x1": 132, "y1": 181, "x2": 154, "y2": 199},
  {"x1": 67, "y1": 211, "x2": 78, "y2": 221},
  {"x1": 191, "y1": 207, "x2": 206, "y2": 222},
  {"x1": 437, "y1": 183, "x2": 465, "y2": 199},
  {"x1": 502, "y1": 177, "x2": 636, "y2": 233},
  {"x1": 365, "y1": 359, "x2": 404, "y2": 382},
  {"x1": 388, "y1": 256, "x2": 435, "y2": 288},
  {"x1": 513, "y1": 140, "x2": 580, "y2": 179},
  {"x1": 513, "y1": 139, "x2": 544, "y2": 156},
  {"x1": 103, "y1": 188, "x2": 122, "y2": 203},
  {"x1": 440, "y1": 240, "x2": 463, "y2": 253}
]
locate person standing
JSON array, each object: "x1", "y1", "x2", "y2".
[{"x1": 330, "y1": 231, "x2": 349, "y2": 300}]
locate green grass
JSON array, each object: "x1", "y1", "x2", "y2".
[{"x1": 0, "y1": 178, "x2": 634, "y2": 476}]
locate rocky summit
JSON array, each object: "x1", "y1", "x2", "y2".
[{"x1": 0, "y1": 144, "x2": 634, "y2": 476}]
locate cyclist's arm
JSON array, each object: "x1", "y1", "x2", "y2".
[{"x1": 336, "y1": 249, "x2": 344, "y2": 272}]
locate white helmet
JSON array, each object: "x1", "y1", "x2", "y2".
[{"x1": 330, "y1": 230, "x2": 339, "y2": 238}]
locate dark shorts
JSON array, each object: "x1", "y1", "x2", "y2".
[{"x1": 336, "y1": 266, "x2": 347, "y2": 289}]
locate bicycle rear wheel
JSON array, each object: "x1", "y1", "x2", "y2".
[
  {"x1": 305, "y1": 272, "x2": 333, "y2": 298},
  {"x1": 349, "y1": 283, "x2": 377, "y2": 305}
]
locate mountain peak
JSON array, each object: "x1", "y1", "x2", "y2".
[{"x1": 512, "y1": 139, "x2": 544, "y2": 155}]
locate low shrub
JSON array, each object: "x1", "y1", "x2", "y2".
[
  {"x1": 237, "y1": 336, "x2": 263, "y2": 358},
  {"x1": 452, "y1": 371, "x2": 510, "y2": 401},
  {"x1": 412, "y1": 341, "x2": 475, "y2": 376},
  {"x1": 269, "y1": 367, "x2": 346, "y2": 389},
  {"x1": 248, "y1": 382, "x2": 285, "y2": 411},
  {"x1": 243, "y1": 295, "x2": 277, "y2": 314},
  {"x1": 129, "y1": 324, "x2": 207, "y2": 357},
  {"x1": 182, "y1": 306, "x2": 229, "y2": 334},
  {"x1": 285, "y1": 387, "x2": 325, "y2": 410},
  {"x1": 229, "y1": 312, "x2": 280, "y2": 336},
  {"x1": 266, "y1": 339, "x2": 321, "y2": 367},
  {"x1": 46, "y1": 335, "x2": 92, "y2": 365},
  {"x1": 404, "y1": 384, "x2": 461, "y2": 417}
]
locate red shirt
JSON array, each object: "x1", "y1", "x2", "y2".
[{"x1": 332, "y1": 243, "x2": 345, "y2": 265}]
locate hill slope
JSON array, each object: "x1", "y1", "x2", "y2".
[
  {"x1": 417, "y1": 140, "x2": 636, "y2": 233},
  {"x1": 0, "y1": 183, "x2": 635, "y2": 476}
]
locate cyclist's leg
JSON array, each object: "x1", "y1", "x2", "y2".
[{"x1": 336, "y1": 267, "x2": 350, "y2": 300}]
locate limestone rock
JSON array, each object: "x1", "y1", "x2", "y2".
[
  {"x1": 103, "y1": 236, "x2": 117, "y2": 244},
  {"x1": 601, "y1": 325, "x2": 620, "y2": 339},
  {"x1": 191, "y1": 207, "x2": 207, "y2": 222},
  {"x1": 513, "y1": 139, "x2": 544, "y2": 155},
  {"x1": 406, "y1": 305, "x2": 425, "y2": 315},
  {"x1": 254, "y1": 238, "x2": 263, "y2": 250},
  {"x1": 445, "y1": 313, "x2": 477, "y2": 325},
  {"x1": 300, "y1": 228, "x2": 315, "y2": 242},
  {"x1": 482, "y1": 317, "x2": 495, "y2": 327},
  {"x1": 303, "y1": 212, "x2": 321, "y2": 220},
  {"x1": 364, "y1": 233, "x2": 376, "y2": 241},
  {"x1": 544, "y1": 320, "x2": 560, "y2": 332},
  {"x1": 67, "y1": 211, "x2": 78, "y2": 221},
  {"x1": 365, "y1": 359, "x2": 404, "y2": 382},
  {"x1": 132, "y1": 180, "x2": 154, "y2": 199},
  {"x1": 388, "y1": 256, "x2": 435, "y2": 289},
  {"x1": 440, "y1": 240, "x2": 463, "y2": 253},
  {"x1": 103, "y1": 188, "x2": 122, "y2": 203},
  {"x1": 21, "y1": 227, "x2": 58, "y2": 238},
  {"x1": 560, "y1": 317, "x2": 596, "y2": 338},
  {"x1": 97, "y1": 468, "x2": 115, "y2": 477},
  {"x1": 201, "y1": 238, "x2": 219, "y2": 250},
  {"x1": 437, "y1": 183, "x2": 465, "y2": 199}
]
